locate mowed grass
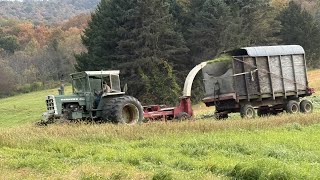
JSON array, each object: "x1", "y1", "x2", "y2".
[
  {"x1": 0, "y1": 69, "x2": 319, "y2": 179},
  {"x1": 1, "y1": 115, "x2": 320, "y2": 179}
]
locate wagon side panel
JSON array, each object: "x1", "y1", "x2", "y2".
[
  {"x1": 243, "y1": 57, "x2": 259, "y2": 96},
  {"x1": 280, "y1": 55, "x2": 295, "y2": 92},
  {"x1": 293, "y1": 54, "x2": 307, "y2": 91},
  {"x1": 233, "y1": 57, "x2": 246, "y2": 96},
  {"x1": 269, "y1": 56, "x2": 285, "y2": 93},
  {"x1": 256, "y1": 56, "x2": 272, "y2": 94}
]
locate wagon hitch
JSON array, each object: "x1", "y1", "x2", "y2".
[{"x1": 307, "y1": 88, "x2": 315, "y2": 96}]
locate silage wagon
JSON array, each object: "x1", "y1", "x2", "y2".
[{"x1": 200, "y1": 45, "x2": 314, "y2": 119}]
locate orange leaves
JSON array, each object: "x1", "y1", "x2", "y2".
[
  {"x1": 16, "y1": 23, "x2": 35, "y2": 46},
  {"x1": 61, "y1": 13, "x2": 91, "y2": 31},
  {"x1": 0, "y1": 17, "x2": 88, "y2": 52},
  {"x1": 33, "y1": 25, "x2": 51, "y2": 47},
  {"x1": 17, "y1": 23, "x2": 52, "y2": 48}
]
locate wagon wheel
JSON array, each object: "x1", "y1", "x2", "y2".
[
  {"x1": 214, "y1": 112, "x2": 229, "y2": 120},
  {"x1": 300, "y1": 100, "x2": 313, "y2": 113},
  {"x1": 285, "y1": 100, "x2": 300, "y2": 114},
  {"x1": 240, "y1": 104, "x2": 256, "y2": 119},
  {"x1": 257, "y1": 106, "x2": 270, "y2": 117}
]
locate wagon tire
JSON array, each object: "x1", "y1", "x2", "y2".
[
  {"x1": 102, "y1": 96, "x2": 143, "y2": 125},
  {"x1": 257, "y1": 106, "x2": 270, "y2": 117},
  {"x1": 300, "y1": 100, "x2": 313, "y2": 113},
  {"x1": 214, "y1": 112, "x2": 229, "y2": 120},
  {"x1": 240, "y1": 104, "x2": 256, "y2": 119},
  {"x1": 285, "y1": 100, "x2": 300, "y2": 114}
]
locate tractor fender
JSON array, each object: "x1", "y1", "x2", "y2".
[{"x1": 183, "y1": 62, "x2": 208, "y2": 97}]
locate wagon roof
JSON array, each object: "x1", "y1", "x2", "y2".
[{"x1": 230, "y1": 45, "x2": 305, "y2": 57}]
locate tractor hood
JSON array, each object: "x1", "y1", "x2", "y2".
[
  {"x1": 57, "y1": 95, "x2": 86, "y2": 102},
  {"x1": 45, "y1": 94, "x2": 87, "y2": 115}
]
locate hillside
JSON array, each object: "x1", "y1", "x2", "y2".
[
  {"x1": 0, "y1": 0, "x2": 99, "y2": 24},
  {"x1": 0, "y1": 87, "x2": 73, "y2": 128},
  {"x1": 0, "y1": 0, "x2": 318, "y2": 25}
]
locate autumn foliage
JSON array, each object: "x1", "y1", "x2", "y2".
[
  {"x1": 1, "y1": 0, "x2": 320, "y2": 101},
  {"x1": 0, "y1": 14, "x2": 90, "y2": 97}
]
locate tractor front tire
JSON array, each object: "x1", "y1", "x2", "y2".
[{"x1": 103, "y1": 96, "x2": 143, "y2": 125}]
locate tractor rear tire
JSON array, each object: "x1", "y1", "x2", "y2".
[
  {"x1": 285, "y1": 100, "x2": 300, "y2": 114},
  {"x1": 300, "y1": 100, "x2": 313, "y2": 113},
  {"x1": 102, "y1": 96, "x2": 143, "y2": 124}
]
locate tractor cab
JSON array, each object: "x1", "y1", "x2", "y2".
[
  {"x1": 70, "y1": 71, "x2": 126, "y2": 114},
  {"x1": 71, "y1": 71, "x2": 125, "y2": 96},
  {"x1": 42, "y1": 71, "x2": 131, "y2": 122}
]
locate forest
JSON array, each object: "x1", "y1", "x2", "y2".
[
  {"x1": 0, "y1": 0, "x2": 320, "y2": 105},
  {"x1": 0, "y1": 0, "x2": 99, "y2": 24}
]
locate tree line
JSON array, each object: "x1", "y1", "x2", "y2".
[
  {"x1": 1, "y1": 0, "x2": 320, "y2": 104},
  {"x1": 76, "y1": 0, "x2": 320, "y2": 105}
]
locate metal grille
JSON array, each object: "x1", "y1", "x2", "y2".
[{"x1": 46, "y1": 98, "x2": 55, "y2": 112}]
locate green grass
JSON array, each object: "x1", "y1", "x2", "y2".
[
  {"x1": 0, "y1": 69, "x2": 320, "y2": 179},
  {"x1": 1, "y1": 115, "x2": 320, "y2": 179},
  {"x1": 0, "y1": 87, "x2": 72, "y2": 128}
]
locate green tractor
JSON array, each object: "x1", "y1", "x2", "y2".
[{"x1": 40, "y1": 71, "x2": 144, "y2": 125}]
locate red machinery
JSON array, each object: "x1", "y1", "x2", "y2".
[
  {"x1": 141, "y1": 61, "x2": 213, "y2": 121},
  {"x1": 143, "y1": 97, "x2": 193, "y2": 120},
  {"x1": 142, "y1": 62, "x2": 208, "y2": 121}
]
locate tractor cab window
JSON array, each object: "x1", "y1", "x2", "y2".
[
  {"x1": 89, "y1": 76, "x2": 103, "y2": 93},
  {"x1": 110, "y1": 75, "x2": 121, "y2": 92},
  {"x1": 86, "y1": 74, "x2": 122, "y2": 94},
  {"x1": 89, "y1": 75, "x2": 115, "y2": 94},
  {"x1": 100, "y1": 75, "x2": 121, "y2": 93},
  {"x1": 73, "y1": 77, "x2": 88, "y2": 93}
]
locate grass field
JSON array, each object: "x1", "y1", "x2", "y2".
[
  {"x1": 0, "y1": 70, "x2": 320, "y2": 179},
  {"x1": 0, "y1": 87, "x2": 72, "y2": 128}
]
